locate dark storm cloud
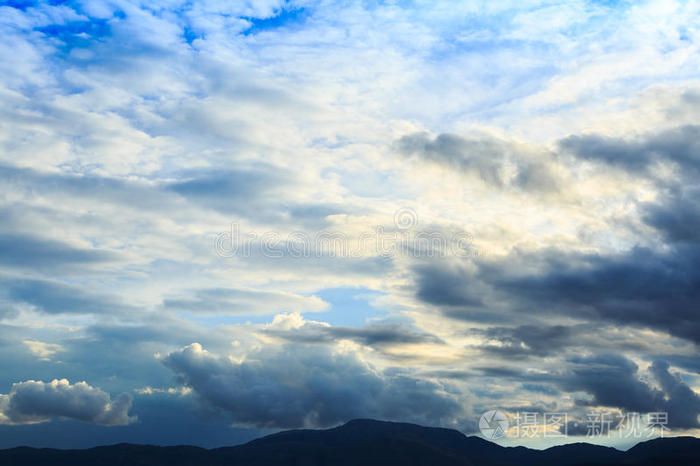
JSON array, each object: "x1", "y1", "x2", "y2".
[
  {"x1": 562, "y1": 354, "x2": 660, "y2": 413},
  {"x1": 474, "y1": 324, "x2": 579, "y2": 357},
  {"x1": 654, "y1": 355, "x2": 700, "y2": 374},
  {"x1": 642, "y1": 188, "x2": 700, "y2": 243},
  {"x1": 262, "y1": 320, "x2": 444, "y2": 347},
  {"x1": 0, "y1": 277, "x2": 133, "y2": 315},
  {"x1": 413, "y1": 241, "x2": 700, "y2": 343},
  {"x1": 559, "y1": 125, "x2": 700, "y2": 174},
  {"x1": 649, "y1": 360, "x2": 700, "y2": 429},
  {"x1": 494, "y1": 247, "x2": 700, "y2": 343},
  {"x1": 559, "y1": 355, "x2": 700, "y2": 429},
  {"x1": 0, "y1": 379, "x2": 135, "y2": 426},
  {"x1": 564, "y1": 420, "x2": 592, "y2": 436},
  {"x1": 395, "y1": 132, "x2": 559, "y2": 192},
  {"x1": 463, "y1": 355, "x2": 700, "y2": 429},
  {"x1": 162, "y1": 343, "x2": 465, "y2": 429},
  {"x1": 413, "y1": 262, "x2": 484, "y2": 308}
]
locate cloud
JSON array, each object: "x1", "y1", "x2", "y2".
[
  {"x1": 0, "y1": 379, "x2": 135, "y2": 426},
  {"x1": 166, "y1": 167, "x2": 346, "y2": 227},
  {"x1": 163, "y1": 288, "x2": 329, "y2": 315},
  {"x1": 562, "y1": 354, "x2": 662, "y2": 413},
  {"x1": 0, "y1": 163, "x2": 338, "y2": 228},
  {"x1": 0, "y1": 163, "x2": 175, "y2": 212},
  {"x1": 261, "y1": 313, "x2": 444, "y2": 347},
  {"x1": 466, "y1": 354, "x2": 700, "y2": 430},
  {"x1": 649, "y1": 360, "x2": 700, "y2": 429},
  {"x1": 1, "y1": 277, "x2": 133, "y2": 316},
  {"x1": 643, "y1": 188, "x2": 700, "y2": 243},
  {"x1": 559, "y1": 125, "x2": 700, "y2": 176},
  {"x1": 162, "y1": 343, "x2": 466, "y2": 429},
  {"x1": 22, "y1": 340, "x2": 64, "y2": 361},
  {"x1": 165, "y1": 167, "x2": 289, "y2": 215},
  {"x1": 413, "y1": 242, "x2": 700, "y2": 344},
  {"x1": 413, "y1": 261, "x2": 484, "y2": 308},
  {"x1": 495, "y1": 247, "x2": 700, "y2": 343},
  {"x1": 559, "y1": 355, "x2": 700, "y2": 429},
  {"x1": 0, "y1": 233, "x2": 115, "y2": 272},
  {"x1": 474, "y1": 324, "x2": 579, "y2": 357},
  {"x1": 395, "y1": 132, "x2": 560, "y2": 192}
]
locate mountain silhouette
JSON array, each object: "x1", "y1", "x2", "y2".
[{"x1": 0, "y1": 419, "x2": 697, "y2": 465}]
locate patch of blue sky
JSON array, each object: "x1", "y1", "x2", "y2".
[
  {"x1": 35, "y1": 17, "x2": 110, "y2": 44},
  {"x1": 182, "y1": 25, "x2": 200, "y2": 45},
  {"x1": 2, "y1": 0, "x2": 38, "y2": 11},
  {"x1": 33, "y1": 18, "x2": 111, "y2": 72},
  {"x1": 241, "y1": 7, "x2": 309, "y2": 36},
  {"x1": 586, "y1": 0, "x2": 626, "y2": 7},
  {"x1": 309, "y1": 287, "x2": 388, "y2": 327},
  {"x1": 175, "y1": 287, "x2": 388, "y2": 328}
]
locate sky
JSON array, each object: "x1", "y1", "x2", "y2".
[{"x1": 1, "y1": 0, "x2": 700, "y2": 451}]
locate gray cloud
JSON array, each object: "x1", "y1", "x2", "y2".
[
  {"x1": 562, "y1": 354, "x2": 662, "y2": 413},
  {"x1": 0, "y1": 233, "x2": 116, "y2": 272},
  {"x1": 395, "y1": 132, "x2": 559, "y2": 192},
  {"x1": 494, "y1": 247, "x2": 700, "y2": 343},
  {"x1": 467, "y1": 354, "x2": 700, "y2": 430},
  {"x1": 413, "y1": 242, "x2": 700, "y2": 344},
  {"x1": 0, "y1": 379, "x2": 135, "y2": 426},
  {"x1": 0, "y1": 163, "x2": 341, "y2": 229},
  {"x1": 559, "y1": 355, "x2": 700, "y2": 429},
  {"x1": 0, "y1": 164, "x2": 174, "y2": 212},
  {"x1": 642, "y1": 188, "x2": 700, "y2": 243},
  {"x1": 649, "y1": 360, "x2": 700, "y2": 429},
  {"x1": 559, "y1": 125, "x2": 700, "y2": 175},
  {"x1": 262, "y1": 320, "x2": 444, "y2": 347},
  {"x1": 165, "y1": 166, "x2": 289, "y2": 216},
  {"x1": 414, "y1": 261, "x2": 484, "y2": 308},
  {"x1": 474, "y1": 324, "x2": 580, "y2": 357},
  {"x1": 163, "y1": 287, "x2": 328, "y2": 315},
  {"x1": 165, "y1": 167, "x2": 345, "y2": 228},
  {"x1": 162, "y1": 343, "x2": 465, "y2": 429},
  {"x1": 1, "y1": 277, "x2": 133, "y2": 316}
]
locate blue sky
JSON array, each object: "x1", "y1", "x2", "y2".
[{"x1": 1, "y1": 0, "x2": 700, "y2": 450}]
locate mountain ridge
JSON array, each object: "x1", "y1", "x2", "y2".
[{"x1": 0, "y1": 418, "x2": 697, "y2": 465}]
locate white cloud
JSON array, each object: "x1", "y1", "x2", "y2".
[{"x1": 22, "y1": 340, "x2": 64, "y2": 360}]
